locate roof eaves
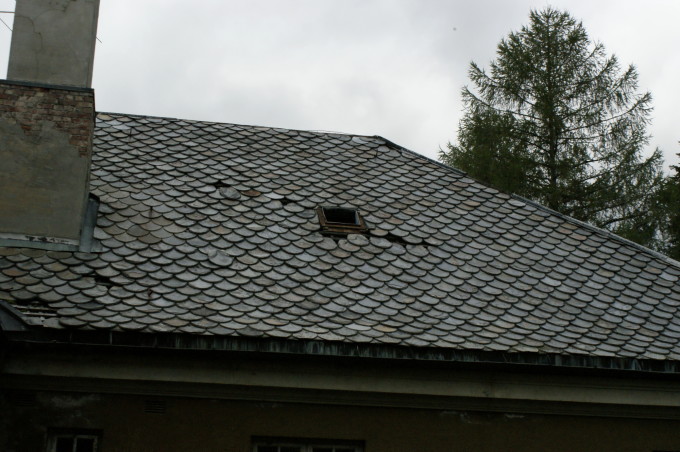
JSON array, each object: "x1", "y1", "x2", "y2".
[{"x1": 6, "y1": 328, "x2": 680, "y2": 376}]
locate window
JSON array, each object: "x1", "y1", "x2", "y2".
[
  {"x1": 47, "y1": 430, "x2": 100, "y2": 452},
  {"x1": 253, "y1": 438, "x2": 363, "y2": 452}
]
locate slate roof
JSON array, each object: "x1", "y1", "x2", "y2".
[{"x1": 2, "y1": 112, "x2": 680, "y2": 361}]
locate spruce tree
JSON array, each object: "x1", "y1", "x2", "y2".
[
  {"x1": 658, "y1": 155, "x2": 680, "y2": 259},
  {"x1": 441, "y1": 7, "x2": 664, "y2": 247}
]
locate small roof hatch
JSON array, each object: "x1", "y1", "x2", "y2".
[{"x1": 317, "y1": 206, "x2": 368, "y2": 235}]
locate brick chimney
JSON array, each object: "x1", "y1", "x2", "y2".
[{"x1": 0, "y1": 0, "x2": 100, "y2": 250}]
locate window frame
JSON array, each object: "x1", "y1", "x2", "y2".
[
  {"x1": 317, "y1": 206, "x2": 368, "y2": 236},
  {"x1": 46, "y1": 429, "x2": 101, "y2": 452}
]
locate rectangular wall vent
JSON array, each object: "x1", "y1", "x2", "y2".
[
  {"x1": 4, "y1": 391, "x2": 37, "y2": 407},
  {"x1": 144, "y1": 399, "x2": 166, "y2": 414}
]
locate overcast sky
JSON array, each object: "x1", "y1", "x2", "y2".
[{"x1": 0, "y1": 0, "x2": 678, "y2": 168}]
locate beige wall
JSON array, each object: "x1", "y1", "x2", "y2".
[
  {"x1": 2, "y1": 390, "x2": 680, "y2": 452},
  {"x1": 4, "y1": 344, "x2": 680, "y2": 451}
]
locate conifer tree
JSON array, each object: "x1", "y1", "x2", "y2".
[
  {"x1": 441, "y1": 7, "x2": 664, "y2": 246},
  {"x1": 658, "y1": 155, "x2": 680, "y2": 259}
]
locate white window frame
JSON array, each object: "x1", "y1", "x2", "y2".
[{"x1": 47, "y1": 431, "x2": 99, "y2": 452}]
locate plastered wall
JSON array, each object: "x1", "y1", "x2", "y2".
[
  {"x1": 0, "y1": 82, "x2": 93, "y2": 241},
  {"x1": 2, "y1": 390, "x2": 680, "y2": 452}
]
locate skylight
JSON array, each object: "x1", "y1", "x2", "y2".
[{"x1": 317, "y1": 206, "x2": 367, "y2": 235}]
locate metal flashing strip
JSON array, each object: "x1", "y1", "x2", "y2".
[
  {"x1": 0, "y1": 300, "x2": 30, "y2": 332},
  {"x1": 0, "y1": 237, "x2": 80, "y2": 251},
  {"x1": 378, "y1": 133, "x2": 680, "y2": 270},
  {"x1": 78, "y1": 194, "x2": 101, "y2": 252},
  {"x1": 0, "y1": 78, "x2": 94, "y2": 93},
  {"x1": 510, "y1": 193, "x2": 680, "y2": 268}
]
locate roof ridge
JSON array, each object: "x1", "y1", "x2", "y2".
[
  {"x1": 374, "y1": 135, "x2": 468, "y2": 177},
  {"x1": 97, "y1": 111, "x2": 372, "y2": 141}
]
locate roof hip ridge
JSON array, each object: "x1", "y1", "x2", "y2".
[
  {"x1": 376, "y1": 135, "x2": 680, "y2": 270},
  {"x1": 512, "y1": 193, "x2": 680, "y2": 269}
]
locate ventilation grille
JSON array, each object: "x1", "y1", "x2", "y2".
[
  {"x1": 4, "y1": 391, "x2": 37, "y2": 407},
  {"x1": 144, "y1": 399, "x2": 166, "y2": 414}
]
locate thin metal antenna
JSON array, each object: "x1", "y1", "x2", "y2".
[
  {"x1": 0, "y1": 17, "x2": 11, "y2": 32},
  {"x1": 0, "y1": 9, "x2": 13, "y2": 32}
]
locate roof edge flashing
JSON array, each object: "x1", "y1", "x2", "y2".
[
  {"x1": 0, "y1": 78, "x2": 95, "y2": 93},
  {"x1": 510, "y1": 193, "x2": 680, "y2": 269},
  {"x1": 0, "y1": 301, "x2": 31, "y2": 332},
  {"x1": 373, "y1": 135, "x2": 680, "y2": 269}
]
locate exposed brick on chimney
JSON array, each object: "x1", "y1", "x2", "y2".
[
  {"x1": 0, "y1": 82, "x2": 94, "y2": 157},
  {"x1": 0, "y1": 80, "x2": 94, "y2": 241}
]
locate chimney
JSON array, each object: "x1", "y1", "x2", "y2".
[{"x1": 0, "y1": 0, "x2": 100, "y2": 251}]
